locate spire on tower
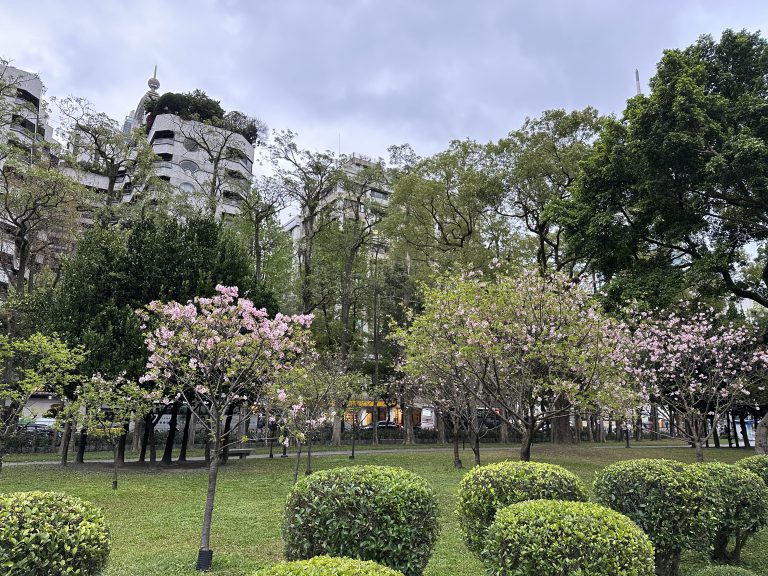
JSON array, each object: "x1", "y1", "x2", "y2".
[
  {"x1": 635, "y1": 69, "x2": 641, "y2": 96},
  {"x1": 148, "y1": 65, "x2": 160, "y2": 92}
]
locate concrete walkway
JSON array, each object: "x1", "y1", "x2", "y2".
[{"x1": 3, "y1": 443, "x2": 697, "y2": 467}]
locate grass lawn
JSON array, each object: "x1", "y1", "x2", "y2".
[{"x1": 1, "y1": 442, "x2": 766, "y2": 576}]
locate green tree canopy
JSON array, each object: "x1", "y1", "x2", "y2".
[{"x1": 566, "y1": 29, "x2": 768, "y2": 309}]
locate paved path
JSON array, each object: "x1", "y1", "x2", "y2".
[{"x1": 3, "y1": 443, "x2": 697, "y2": 467}]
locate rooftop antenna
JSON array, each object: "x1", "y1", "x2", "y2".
[
  {"x1": 635, "y1": 69, "x2": 642, "y2": 96},
  {"x1": 148, "y1": 64, "x2": 160, "y2": 92}
]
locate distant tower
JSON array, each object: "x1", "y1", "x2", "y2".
[
  {"x1": 148, "y1": 65, "x2": 160, "y2": 92},
  {"x1": 130, "y1": 66, "x2": 161, "y2": 126},
  {"x1": 635, "y1": 69, "x2": 642, "y2": 96}
]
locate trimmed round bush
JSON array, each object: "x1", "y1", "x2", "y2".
[
  {"x1": 283, "y1": 466, "x2": 439, "y2": 576},
  {"x1": 0, "y1": 491, "x2": 110, "y2": 575},
  {"x1": 482, "y1": 499, "x2": 655, "y2": 576},
  {"x1": 253, "y1": 556, "x2": 405, "y2": 576},
  {"x1": 594, "y1": 459, "x2": 714, "y2": 576},
  {"x1": 695, "y1": 567, "x2": 758, "y2": 576},
  {"x1": 456, "y1": 460, "x2": 588, "y2": 556},
  {"x1": 689, "y1": 462, "x2": 768, "y2": 564},
  {"x1": 734, "y1": 455, "x2": 768, "y2": 486}
]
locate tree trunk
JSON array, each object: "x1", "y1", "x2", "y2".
[
  {"x1": 305, "y1": 434, "x2": 313, "y2": 476},
  {"x1": 132, "y1": 416, "x2": 143, "y2": 452},
  {"x1": 551, "y1": 396, "x2": 572, "y2": 444},
  {"x1": 712, "y1": 528, "x2": 745, "y2": 565},
  {"x1": 197, "y1": 430, "x2": 221, "y2": 571},
  {"x1": 452, "y1": 416, "x2": 462, "y2": 469},
  {"x1": 331, "y1": 414, "x2": 342, "y2": 446},
  {"x1": 471, "y1": 431, "x2": 480, "y2": 466},
  {"x1": 112, "y1": 445, "x2": 119, "y2": 490},
  {"x1": 403, "y1": 402, "x2": 414, "y2": 445},
  {"x1": 655, "y1": 550, "x2": 681, "y2": 576},
  {"x1": 293, "y1": 443, "x2": 303, "y2": 484},
  {"x1": 149, "y1": 424, "x2": 157, "y2": 464},
  {"x1": 161, "y1": 402, "x2": 179, "y2": 465},
  {"x1": 693, "y1": 441, "x2": 705, "y2": 462},
  {"x1": 732, "y1": 412, "x2": 740, "y2": 448},
  {"x1": 60, "y1": 422, "x2": 71, "y2": 466},
  {"x1": 755, "y1": 416, "x2": 767, "y2": 455},
  {"x1": 116, "y1": 423, "x2": 129, "y2": 465},
  {"x1": 179, "y1": 408, "x2": 192, "y2": 462},
  {"x1": 437, "y1": 409, "x2": 447, "y2": 444},
  {"x1": 739, "y1": 413, "x2": 751, "y2": 448},
  {"x1": 650, "y1": 405, "x2": 660, "y2": 440},
  {"x1": 520, "y1": 424, "x2": 535, "y2": 462},
  {"x1": 710, "y1": 416, "x2": 720, "y2": 448},
  {"x1": 221, "y1": 405, "x2": 236, "y2": 465},
  {"x1": 75, "y1": 429, "x2": 87, "y2": 464},
  {"x1": 139, "y1": 413, "x2": 151, "y2": 463}
]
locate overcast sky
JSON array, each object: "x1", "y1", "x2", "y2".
[{"x1": 2, "y1": 0, "x2": 768, "y2": 161}]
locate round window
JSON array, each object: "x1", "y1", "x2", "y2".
[
  {"x1": 179, "y1": 182, "x2": 195, "y2": 195},
  {"x1": 179, "y1": 159, "x2": 200, "y2": 173}
]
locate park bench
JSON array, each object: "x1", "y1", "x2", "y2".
[{"x1": 227, "y1": 448, "x2": 256, "y2": 459}]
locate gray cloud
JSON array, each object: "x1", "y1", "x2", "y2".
[{"x1": 1, "y1": 0, "x2": 767, "y2": 158}]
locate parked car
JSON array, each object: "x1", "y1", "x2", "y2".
[{"x1": 360, "y1": 420, "x2": 402, "y2": 430}]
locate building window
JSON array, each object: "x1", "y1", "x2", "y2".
[
  {"x1": 179, "y1": 182, "x2": 195, "y2": 195},
  {"x1": 179, "y1": 159, "x2": 200, "y2": 173},
  {"x1": 16, "y1": 88, "x2": 40, "y2": 110},
  {"x1": 183, "y1": 138, "x2": 199, "y2": 152},
  {"x1": 151, "y1": 130, "x2": 175, "y2": 143},
  {"x1": 225, "y1": 168, "x2": 247, "y2": 181}
]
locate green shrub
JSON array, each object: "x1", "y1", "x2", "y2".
[
  {"x1": 695, "y1": 567, "x2": 758, "y2": 576},
  {"x1": 734, "y1": 455, "x2": 768, "y2": 486},
  {"x1": 593, "y1": 458, "x2": 713, "y2": 576},
  {"x1": 283, "y1": 466, "x2": 439, "y2": 576},
  {"x1": 688, "y1": 462, "x2": 768, "y2": 564},
  {"x1": 482, "y1": 499, "x2": 655, "y2": 576},
  {"x1": 455, "y1": 460, "x2": 588, "y2": 556},
  {"x1": 0, "y1": 491, "x2": 110, "y2": 575},
  {"x1": 253, "y1": 556, "x2": 405, "y2": 576}
]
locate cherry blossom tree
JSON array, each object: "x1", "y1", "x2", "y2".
[
  {"x1": 399, "y1": 268, "x2": 639, "y2": 462},
  {"x1": 630, "y1": 308, "x2": 768, "y2": 461},
  {"x1": 138, "y1": 285, "x2": 313, "y2": 570},
  {"x1": 273, "y1": 353, "x2": 365, "y2": 482}
]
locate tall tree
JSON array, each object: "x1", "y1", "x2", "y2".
[
  {"x1": 567, "y1": 30, "x2": 768, "y2": 309},
  {"x1": 491, "y1": 107, "x2": 603, "y2": 278},
  {"x1": 55, "y1": 96, "x2": 158, "y2": 216},
  {"x1": 0, "y1": 147, "x2": 85, "y2": 297},
  {"x1": 270, "y1": 130, "x2": 342, "y2": 314},
  {"x1": 382, "y1": 139, "x2": 504, "y2": 277}
]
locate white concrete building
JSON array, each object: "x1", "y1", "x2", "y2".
[
  {"x1": 0, "y1": 64, "x2": 59, "y2": 294},
  {"x1": 119, "y1": 70, "x2": 255, "y2": 218}
]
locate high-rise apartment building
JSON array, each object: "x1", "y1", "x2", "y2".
[{"x1": 0, "y1": 63, "x2": 257, "y2": 295}]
